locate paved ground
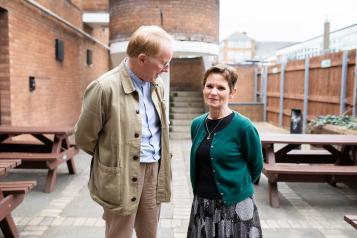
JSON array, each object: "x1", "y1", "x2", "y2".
[{"x1": 1, "y1": 122, "x2": 357, "y2": 237}]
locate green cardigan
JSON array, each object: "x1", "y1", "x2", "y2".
[{"x1": 190, "y1": 111, "x2": 263, "y2": 205}]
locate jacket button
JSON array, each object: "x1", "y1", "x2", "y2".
[
  {"x1": 131, "y1": 197, "x2": 136, "y2": 202},
  {"x1": 134, "y1": 133, "x2": 139, "y2": 138},
  {"x1": 136, "y1": 109, "x2": 140, "y2": 114},
  {"x1": 133, "y1": 155, "x2": 139, "y2": 161},
  {"x1": 132, "y1": 177, "x2": 137, "y2": 182}
]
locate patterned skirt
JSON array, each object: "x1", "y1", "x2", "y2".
[{"x1": 187, "y1": 195, "x2": 262, "y2": 238}]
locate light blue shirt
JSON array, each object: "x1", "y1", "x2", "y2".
[{"x1": 126, "y1": 62, "x2": 161, "y2": 163}]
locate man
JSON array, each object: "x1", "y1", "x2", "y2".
[{"x1": 75, "y1": 25, "x2": 173, "y2": 238}]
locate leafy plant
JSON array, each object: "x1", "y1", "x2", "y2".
[{"x1": 309, "y1": 115, "x2": 357, "y2": 130}]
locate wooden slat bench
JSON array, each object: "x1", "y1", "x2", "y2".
[
  {"x1": 344, "y1": 215, "x2": 357, "y2": 229},
  {"x1": 0, "y1": 147, "x2": 76, "y2": 193},
  {"x1": 0, "y1": 181, "x2": 37, "y2": 195},
  {"x1": 263, "y1": 163, "x2": 357, "y2": 207},
  {"x1": 281, "y1": 149, "x2": 335, "y2": 163},
  {"x1": 0, "y1": 180, "x2": 36, "y2": 237}
]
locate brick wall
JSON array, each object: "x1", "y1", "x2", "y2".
[
  {"x1": 170, "y1": 57, "x2": 204, "y2": 91},
  {"x1": 229, "y1": 103, "x2": 264, "y2": 121},
  {"x1": 230, "y1": 65, "x2": 255, "y2": 103},
  {"x1": 110, "y1": 0, "x2": 219, "y2": 43},
  {"x1": 34, "y1": 0, "x2": 82, "y2": 29},
  {"x1": 81, "y1": 0, "x2": 108, "y2": 11},
  {"x1": 0, "y1": 1, "x2": 109, "y2": 126},
  {"x1": 0, "y1": 8, "x2": 10, "y2": 124}
]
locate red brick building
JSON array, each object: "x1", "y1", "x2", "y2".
[
  {"x1": 109, "y1": 0, "x2": 220, "y2": 96},
  {"x1": 0, "y1": 0, "x2": 223, "y2": 127},
  {"x1": 0, "y1": 0, "x2": 110, "y2": 126}
]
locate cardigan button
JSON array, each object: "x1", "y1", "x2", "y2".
[
  {"x1": 134, "y1": 133, "x2": 139, "y2": 138},
  {"x1": 131, "y1": 197, "x2": 137, "y2": 202},
  {"x1": 136, "y1": 109, "x2": 140, "y2": 114},
  {"x1": 133, "y1": 155, "x2": 139, "y2": 161},
  {"x1": 132, "y1": 177, "x2": 138, "y2": 182}
]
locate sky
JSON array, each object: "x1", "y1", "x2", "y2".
[{"x1": 219, "y1": 0, "x2": 357, "y2": 42}]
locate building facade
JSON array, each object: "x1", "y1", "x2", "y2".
[
  {"x1": 0, "y1": 0, "x2": 110, "y2": 126},
  {"x1": 219, "y1": 32, "x2": 256, "y2": 64}
]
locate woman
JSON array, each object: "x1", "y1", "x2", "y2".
[{"x1": 187, "y1": 65, "x2": 263, "y2": 238}]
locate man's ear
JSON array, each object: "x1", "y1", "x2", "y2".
[
  {"x1": 137, "y1": 53, "x2": 146, "y2": 64},
  {"x1": 230, "y1": 88, "x2": 237, "y2": 99}
]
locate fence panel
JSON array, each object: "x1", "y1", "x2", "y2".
[{"x1": 263, "y1": 49, "x2": 357, "y2": 130}]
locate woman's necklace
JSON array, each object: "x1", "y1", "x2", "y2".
[{"x1": 205, "y1": 117, "x2": 223, "y2": 140}]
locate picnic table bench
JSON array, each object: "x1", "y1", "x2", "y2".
[
  {"x1": 0, "y1": 159, "x2": 37, "y2": 238},
  {"x1": 0, "y1": 126, "x2": 78, "y2": 193},
  {"x1": 344, "y1": 215, "x2": 357, "y2": 229},
  {"x1": 260, "y1": 133, "x2": 357, "y2": 207}
]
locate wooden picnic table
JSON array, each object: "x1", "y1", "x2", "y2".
[
  {"x1": 0, "y1": 126, "x2": 78, "y2": 193},
  {"x1": 260, "y1": 133, "x2": 357, "y2": 207},
  {"x1": 0, "y1": 159, "x2": 36, "y2": 238}
]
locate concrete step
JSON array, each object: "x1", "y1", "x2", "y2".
[
  {"x1": 170, "y1": 113, "x2": 201, "y2": 120},
  {"x1": 170, "y1": 119, "x2": 192, "y2": 126},
  {"x1": 170, "y1": 107, "x2": 205, "y2": 113},
  {"x1": 170, "y1": 96, "x2": 203, "y2": 102},
  {"x1": 170, "y1": 91, "x2": 202, "y2": 97},
  {"x1": 169, "y1": 132, "x2": 191, "y2": 140},
  {"x1": 170, "y1": 125, "x2": 190, "y2": 132},
  {"x1": 170, "y1": 101, "x2": 204, "y2": 107}
]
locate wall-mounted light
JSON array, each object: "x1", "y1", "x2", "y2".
[
  {"x1": 55, "y1": 39, "x2": 64, "y2": 61},
  {"x1": 29, "y1": 76, "x2": 36, "y2": 92}
]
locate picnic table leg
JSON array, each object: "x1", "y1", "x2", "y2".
[
  {"x1": 0, "y1": 193, "x2": 24, "y2": 238},
  {"x1": 66, "y1": 158, "x2": 76, "y2": 174},
  {"x1": 268, "y1": 181, "x2": 280, "y2": 208},
  {"x1": 44, "y1": 168, "x2": 58, "y2": 193},
  {"x1": 0, "y1": 215, "x2": 19, "y2": 238}
]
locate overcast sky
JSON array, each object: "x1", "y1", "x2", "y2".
[{"x1": 219, "y1": 0, "x2": 357, "y2": 42}]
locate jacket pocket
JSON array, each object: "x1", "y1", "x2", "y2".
[{"x1": 93, "y1": 159, "x2": 121, "y2": 205}]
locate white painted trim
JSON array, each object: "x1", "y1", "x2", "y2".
[{"x1": 82, "y1": 12, "x2": 109, "y2": 25}]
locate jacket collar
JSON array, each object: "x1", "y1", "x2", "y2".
[
  {"x1": 118, "y1": 60, "x2": 136, "y2": 95},
  {"x1": 120, "y1": 59, "x2": 160, "y2": 94}
]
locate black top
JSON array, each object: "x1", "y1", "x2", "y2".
[{"x1": 195, "y1": 112, "x2": 234, "y2": 199}]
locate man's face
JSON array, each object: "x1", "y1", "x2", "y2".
[{"x1": 140, "y1": 44, "x2": 173, "y2": 83}]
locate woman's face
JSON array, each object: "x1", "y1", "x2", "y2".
[{"x1": 203, "y1": 73, "x2": 235, "y2": 110}]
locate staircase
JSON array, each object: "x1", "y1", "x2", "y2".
[{"x1": 169, "y1": 91, "x2": 205, "y2": 139}]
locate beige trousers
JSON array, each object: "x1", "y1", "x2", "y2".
[{"x1": 103, "y1": 162, "x2": 160, "y2": 238}]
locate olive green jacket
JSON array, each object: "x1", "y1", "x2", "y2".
[{"x1": 75, "y1": 61, "x2": 171, "y2": 215}]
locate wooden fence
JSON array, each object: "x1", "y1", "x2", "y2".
[{"x1": 256, "y1": 49, "x2": 357, "y2": 131}]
